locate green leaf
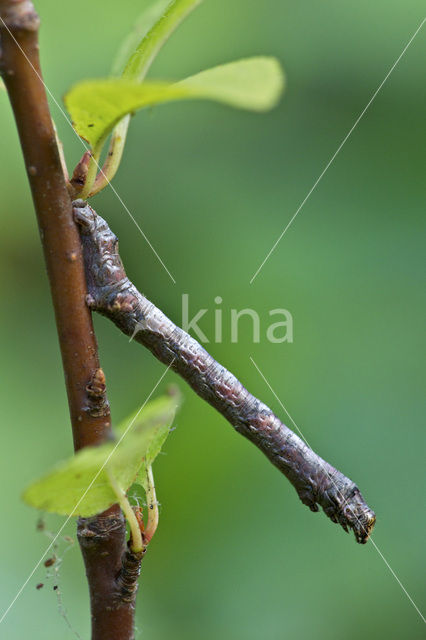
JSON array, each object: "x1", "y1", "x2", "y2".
[
  {"x1": 22, "y1": 436, "x2": 145, "y2": 517},
  {"x1": 121, "y1": 0, "x2": 202, "y2": 82},
  {"x1": 65, "y1": 57, "x2": 284, "y2": 149},
  {"x1": 116, "y1": 387, "x2": 181, "y2": 489},
  {"x1": 65, "y1": 80, "x2": 188, "y2": 149},
  {"x1": 115, "y1": 385, "x2": 181, "y2": 437},
  {"x1": 177, "y1": 57, "x2": 284, "y2": 111},
  {"x1": 22, "y1": 389, "x2": 181, "y2": 517},
  {"x1": 111, "y1": 0, "x2": 172, "y2": 77},
  {"x1": 137, "y1": 420, "x2": 171, "y2": 490}
]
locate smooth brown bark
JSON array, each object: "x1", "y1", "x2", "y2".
[
  {"x1": 0, "y1": 0, "x2": 107, "y2": 451},
  {"x1": 0, "y1": 2, "x2": 141, "y2": 637}
]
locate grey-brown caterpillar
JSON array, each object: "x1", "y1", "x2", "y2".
[{"x1": 73, "y1": 200, "x2": 376, "y2": 544}]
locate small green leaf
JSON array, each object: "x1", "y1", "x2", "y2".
[
  {"x1": 65, "y1": 57, "x2": 284, "y2": 150},
  {"x1": 22, "y1": 430, "x2": 151, "y2": 517},
  {"x1": 22, "y1": 389, "x2": 181, "y2": 517},
  {"x1": 111, "y1": 0, "x2": 172, "y2": 76},
  {"x1": 136, "y1": 421, "x2": 171, "y2": 490},
  {"x1": 115, "y1": 385, "x2": 181, "y2": 437},
  {"x1": 116, "y1": 388, "x2": 181, "y2": 488},
  {"x1": 65, "y1": 79, "x2": 189, "y2": 149}
]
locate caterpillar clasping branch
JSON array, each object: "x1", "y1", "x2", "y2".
[{"x1": 73, "y1": 200, "x2": 376, "y2": 544}]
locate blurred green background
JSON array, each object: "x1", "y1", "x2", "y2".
[{"x1": 0, "y1": 1, "x2": 425, "y2": 638}]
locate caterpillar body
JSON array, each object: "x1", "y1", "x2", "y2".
[{"x1": 73, "y1": 200, "x2": 376, "y2": 544}]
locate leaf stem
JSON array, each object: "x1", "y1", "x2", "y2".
[
  {"x1": 52, "y1": 120, "x2": 69, "y2": 181},
  {"x1": 143, "y1": 466, "x2": 159, "y2": 545},
  {"x1": 108, "y1": 472, "x2": 144, "y2": 553},
  {"x1": 79, "y1": 147, "x2": 101, "y2": 200},
  {"x1": 89, "y1": 116, "x2": 130, "y2": 197}
]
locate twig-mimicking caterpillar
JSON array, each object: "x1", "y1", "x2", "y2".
[{"x1": 73, "y1": 200, "x2": 376, "y2": 544}]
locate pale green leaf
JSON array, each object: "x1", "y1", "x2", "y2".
[
  {"x1": 116, "y1": 388, "x2": 181, "y2": 489},
  {"x1": 65, "y1": 80, "x2": 189, "y2": 149},
  {"x1": 177, "y1": 57, "x2": 284, "y2": 111},
  {"x1": 22, "y1": 429, "x2": 155, "y2": 517},
  {"x1": 137, "y1": 421, "x2": 171, "y2": 490},
  {"x1": 65, "y1": 57, "x2": 284, "y2": 150},
  {"x1": 115, "y1": 385, "x2": 181, "y2": 437},
  {"x1": 22, "y1": 390, "x2": 181, "y2": 517}
]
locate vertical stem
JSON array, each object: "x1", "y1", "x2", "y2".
[
  {"x1": 0, "y1": 0, "x2": 106, "y2": 451},
  {"x1": 0, "y1": 2, "x2": 141, "y2": 637},
  {"x1": 143, "y1": 466, "x2": 159, "y2": 545},
  {"x1": 89, "y1": 116, "x2": 130, "y2": 196},
  {"x1": 108, "y1": 471, "x2": 144, "y2": 553}
]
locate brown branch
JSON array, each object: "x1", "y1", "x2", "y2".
[
  {"x1": 0, "y1": 0, "x2": 104, "y2": 450},
  {"x1": 0, "y1": 2, "x2": 141, "y2": 638}
]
